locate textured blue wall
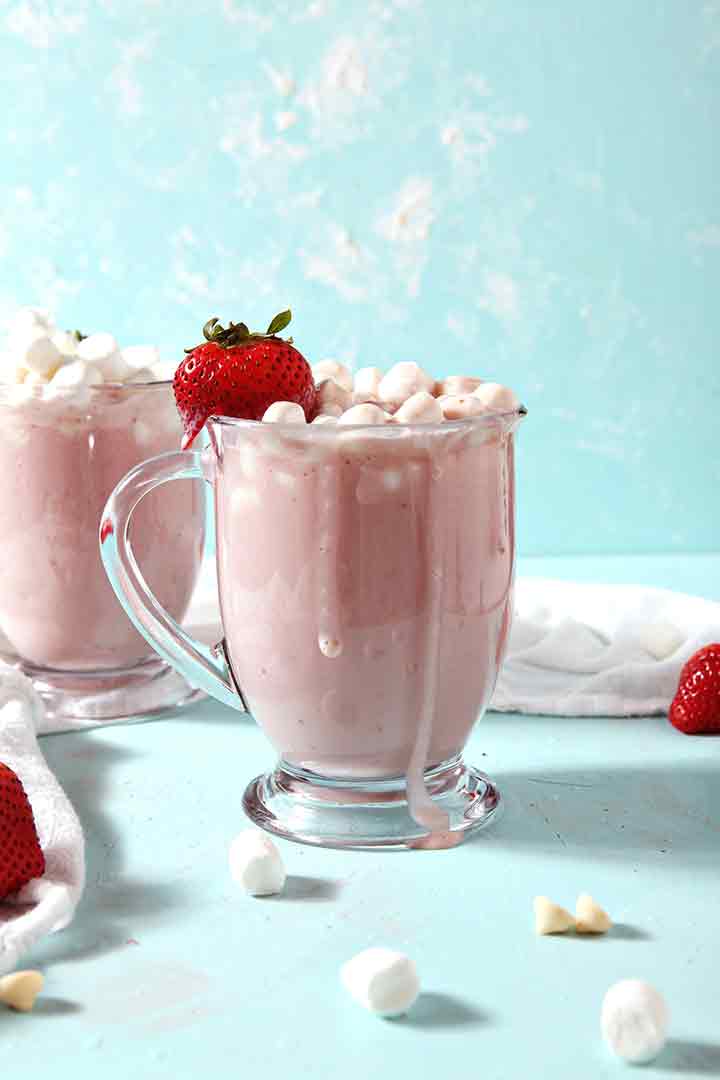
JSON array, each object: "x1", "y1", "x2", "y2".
[{"x1": 0, "y1": 0, "x2": 718, "y2": 555}]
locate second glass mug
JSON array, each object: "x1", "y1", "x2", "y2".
[{"x1": 101, "y1": 408, "x2": 525, "y2": 849}]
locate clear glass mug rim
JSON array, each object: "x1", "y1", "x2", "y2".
[{"x1": 209, "y1": 403, "x2": 527, "y2": 436}]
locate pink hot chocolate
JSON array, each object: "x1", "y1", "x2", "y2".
[
  {"x1": 214, "y1": 413, "x2": 517, "y2": 830},
  {"x1": 0, "y1": 383, "x2": 204, "y2": 671}
]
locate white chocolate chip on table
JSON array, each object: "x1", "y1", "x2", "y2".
[
  {"x1": 575, "y1": 893, "x2": 612, "y2": 934},
  {"x1": 0, "y1": 970, "x2": 44, "y2": 1012},
  {"x1": 228, "y1": 829, "x2": 286, "y2": 896},
  {"x1": 341, "y1": 948, "x2": 420, "y2": 1017},
  {"x1": 534, "y1": 895, "x2": 575, "y2": 935},
  {"x1": 601, "y1": 979, "x2": 669, "y2": 1064}
]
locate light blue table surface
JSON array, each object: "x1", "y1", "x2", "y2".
[{"x1": 3, "y1": 555, "x2": 719, "y2": 1078}]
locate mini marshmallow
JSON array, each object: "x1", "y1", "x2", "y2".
[
  {"x1": 352, "y1": 365, "x2": 383, "y2": 404},
  {"x1": 262, "y1": 401, "x2": 307, "y2": 423},
  {"x1": 601, "y1": 979, "x2": 669, "y2": 1064},
  {"x1": 312, "y1": 359, "x2": 353, "y2": 393},
  {"x1": 436, "y1": 393, "x2": 487, "y2": 420},
  {"x1": 316, "y1": 377, "x2": 352, "y2": 416},
  {"x1": 393, "y1": 391, "x2": 444, "y2": 424},
  {"x1": 338, "y1": 403, "x2": 390, "y2": 425},
  {"x1": 534, "y1": 896, "x2": 575, "y2": 935},
  {"x1": 378, "y1": 362, "x2": 434, "y2": 411},
  {"x1": 311, "y1": 414, "x2": 338, "y2": 425},
  {"x1": 472, "y1": 382, "x2": 519, "y2": 411},
  {"x1": 23, "y1": 332, "x2": 62, "y2": 378},
  {"x1": 77, "y1": 332, "x2": 130, "y2": 381},
  {"x1": 440, "y1": 375, "x2": 483, "y2": 396},
  {"x1": 575, "y1": 893, "x2": 612, "y2": 935},
  {"x1": 51, "y1": 329, "x2": 79, "y2": 359},
  {"x1": 0, "y1": 970, "x2": 44, "y2": 1013},
  {"x1": 121, "y1": 344, "x2": 161, "y2": 372},
  {"x1": 9, "y1": 307, "x2": 52, "y2": 337},
  {"x1": 638, "y1": 619, "x2": 686, "y2": 660},
  {"x1": 228, "y1": 829, "x2": 286, "y2": 896},
  {"x1": 49, "y1": 360, "x2": 102, "y2": 389},
  {"x1": 341, "y1": 948, "x2": 420, "y2": 1017},
  {"x1": 319, "y1": 634, "x2": 343, "y2": 658}
]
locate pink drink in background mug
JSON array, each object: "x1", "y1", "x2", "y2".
[{"x1": 101, "y1": 407, "x2": 524, "y2": 849}]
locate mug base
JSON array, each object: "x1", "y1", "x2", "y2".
[
  {"x1": 14, "y1": 656, "x2": 203, "y2": 726},
  {"x1": 242, "y1": 755, "x2": 501, "y2": 851}
]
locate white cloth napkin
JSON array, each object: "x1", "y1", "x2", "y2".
[
  {"x1": 0, "y1": 668, "x2": 85, "y2": 975},
  {"x1": 492, "y1": 578, "x2": 720, "y2": 716}
]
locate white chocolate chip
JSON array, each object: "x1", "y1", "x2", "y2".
[
  {"x1": 228, "y1": 829, "x2": 286, "y2": 896},
  {"x1": 472, "y1": 382, "x2": 519, "y2": 411},
  {"x1": 601, "y1": 980, "x2": 669, "y2": 1064},
  {"x1": 378, "y1": 362, "x2": 434, "y2": 411},
  {"x1": 352, "y1": 365, "x2": 383, "y2": 404},
  {"x1": 393, "y1": 391, "x2": 443, "y2": 424},
  {"x1": 338, "y1": 403, "x2": 390, "y2": 425},
  {"x1": 312, "y1": 359, "x2": 353, "y2": 392},
  {"x1": 0, "y1": 970, "x2": 44, "y2": 1012},
  {"x1": 534, "y1": 896, "x2": 575, "y2": 935},
  {"x1": 638, "y1": 620, "x2": 686, "y2": 661},
  {"x1": 318, "y1": 634, "x2": 343, "y2": 658},
  {"x1": 436, "y1": 393, "x2": 487, "y2": 420},
  {"x1": 316, "y1": 377, "x2": 352, "y2": 416},
  {"x1": 440, "y1": 375, "x2": 483, "y2": 396},
  {"x1": 262, "y1": 401, "x2": 307, "y2": 423},
  {"x1": 341, "y1": 948, "x2": 420, "y2": 1017},
  {"x1": 575, "y1": 893, "x2": 612, "y2": 934}
]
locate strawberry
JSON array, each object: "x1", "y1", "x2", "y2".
[
  {"x1": 173, "y1": 309, "x2": 317, "y2": 449},
  {"x1": 669, "y1": 643, "x2": 720, "y2": 735},
  {"x1": 0, "y1": 763, "x2": 45, "y2": 900}
]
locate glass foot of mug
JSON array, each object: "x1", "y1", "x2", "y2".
[
  {"x1": 13, "y1": 656, "x2": 204, "y2": 726},
  {"x1": 243, "y1": 755, "x2": 501, "y2": 851}
]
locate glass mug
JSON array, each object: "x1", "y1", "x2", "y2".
[
  {"x1": 0, "y1": 381, "x2": 206, "y2": 723},
  {"x1": 101, "y1": 408, "x2": 525, "y2": 849}
]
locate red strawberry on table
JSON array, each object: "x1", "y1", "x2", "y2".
[
  {"x1": 173, "y1": 309, "x2": 317, "y2": 449},
  {"x1": 669, "y1": 643, "x2": 720, "y2": 735},
  {"x1": 0, "y1": 763, "x2": 45, "y2": 900}
]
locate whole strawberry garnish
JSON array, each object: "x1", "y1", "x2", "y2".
[
  {"x1": 0, "y1": 763, "x2": 45, "y2": 899},
  {"x1": 669, "y1": 643, "x2": 720, "y2": 735},
  {"x1": 173, "y1": 309, "x2": 317, "y2": 449}
]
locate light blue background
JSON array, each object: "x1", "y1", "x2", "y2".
[{"x1": 0, "y1": 0, "x2": 717, "y2": 555}]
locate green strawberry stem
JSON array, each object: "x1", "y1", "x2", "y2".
[{"x1": 185, "y1": 310, "x2": 293, "y2": 353}]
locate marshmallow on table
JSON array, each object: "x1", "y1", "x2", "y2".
[
  {"x1": 575, "y1": 893, "x2": 612, "y2": 934},
  {"x1": 341, "y1": 948, "x2": 420, "y2": 1017},
  {"x1": 601, "y1": 980, "x2": 669, "y2": 1064},
  {"x1": 436, "y1": 393, "x2": 487, "y2": 420},
  {"x1": 228, "y1": 829, "x2": 286, "y2": 896},
  {"x1": 338, "y1": 403, "x2": 390, "y2": 425},
  {"x1": 0, "y1": 971, "x2": 44, "y2": 1012},
  {"x1": 534, "y1": 896, "x2": 575, "y2": 935},
  {"x1": 393, "y1": 391, "x2": 444, "y2": 424},
  {"x1": 312, "y1": 359, "x2": 353, "y2": 393},
  {"x1": 439, "y1": 375, "x2": 483, "y2": 396},
  {"x1": 472, "y1": 382, "x2": 519, "y2": 411},
  {"x1": 378, "y1": 362, "x2": 434, "y2": 412},
  {"x1": 262, "y1": 401, "x2": 307, "y2": 423},
  {"x1": 316, "y1": 377, "x2": 352, "y2": 417},
  {"x1": 352, "y1": 366, "x2": 383, "y2": 404}
]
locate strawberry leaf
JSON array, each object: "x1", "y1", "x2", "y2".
[{"x1": 266, "y1": 309, "x2": 292, "y2": 336}]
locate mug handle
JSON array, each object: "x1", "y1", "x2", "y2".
[{"x1": 99, "y1": 449, "x2": 247, "y2": 713}]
